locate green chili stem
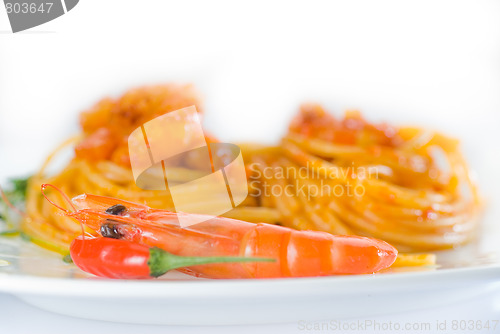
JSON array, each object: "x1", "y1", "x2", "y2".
[{"x1": 148, "y1": 247, "x2": 275, "y2": 278}]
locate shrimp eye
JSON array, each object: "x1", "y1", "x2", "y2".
[
  {"x1": 100, "y1": 221, "x2": 123, "y2": 239},
  {"x1": 105, "y1": 204, "x2": 127, "y2": 215}
]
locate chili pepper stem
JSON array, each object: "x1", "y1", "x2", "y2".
[{"x1": 148, "y1": 247, "x2": 275, "y2": 278}]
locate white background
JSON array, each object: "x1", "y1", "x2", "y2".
[{"x1": 0, "y1": 0, "x2": 500, "y2": 333}]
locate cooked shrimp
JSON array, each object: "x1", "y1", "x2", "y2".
[{"x1": 50, "y1": 191, "x2": 398, "y2": 279}]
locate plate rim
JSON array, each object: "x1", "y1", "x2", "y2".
[{"x1": 1, "y1": 264, "x2": 500, "y2": 299}]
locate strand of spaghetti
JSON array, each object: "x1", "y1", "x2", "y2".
[{"x1": 36, "y1": 135, "x2": 82, "y2": 178}]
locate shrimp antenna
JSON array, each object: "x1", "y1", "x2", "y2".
[
  {"x1": 0, "y1": 184, "x2": 26, "y2": 217},
  {"x1": 41, "y1": 184, "x2": 87, "y2": 239},
  {"x1": 41, "y1": 184, "x2": 77, "y2": 213}
]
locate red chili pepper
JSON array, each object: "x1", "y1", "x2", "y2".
[{"x1": 70, "y1": 236, "x2": 274, "y2": 279}]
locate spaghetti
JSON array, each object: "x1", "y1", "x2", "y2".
[
  {"x1": 234, "y1": 105, "x2": 481, "y2": 251},
  {"x1": 23, "y1": 86, "x2": 480, "y2": 261}
]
